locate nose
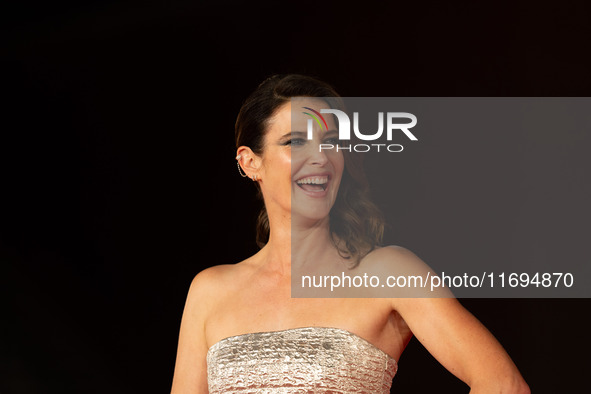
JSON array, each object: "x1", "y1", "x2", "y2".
[{"x1": 308, "y1": 143, "x2": 329, "y2": 166}]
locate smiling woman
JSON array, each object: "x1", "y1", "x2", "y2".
[
  {"x1": 170, "y1": 74, "x2": 530, "y2": 393},
  {"x1": 232, "y1": 75, "x2": 384, "y2": 263}
]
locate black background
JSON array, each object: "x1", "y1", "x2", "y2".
[{"x1": 2, "y1": 1, "x2": 590, "y2": 393}]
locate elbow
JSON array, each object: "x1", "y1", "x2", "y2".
[
  {"x1": 508, "y1": 378, "x2": 531, "y2": 394},
  {"x1": 506, "y1": 372, "x2": 530, "y2": 394},
  {"x1": 515, "y1": 379, "x2": 530, "y2": 394}
]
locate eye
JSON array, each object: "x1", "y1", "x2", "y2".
[
  {"x1": 284, "y1": 138, "x2": 306, "y2": 146},
  {"x1": 324, "y1": 137, "x2": 340, "y2": 145}
]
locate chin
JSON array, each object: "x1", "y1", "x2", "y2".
[{"x1": 291, "y1": 206, "x2": 332, "y2": 223}]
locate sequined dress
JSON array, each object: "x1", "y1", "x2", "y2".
[{"x1": 206, "y1": 326, "x2": 398, "y2": 393}]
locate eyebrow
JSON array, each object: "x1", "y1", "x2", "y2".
[
  {"x1": 281, "y1": 130, "x2": 339, "y2": 138},
  {"x1": 282, "y1": 131, "x2": 306, "y2": 138}
]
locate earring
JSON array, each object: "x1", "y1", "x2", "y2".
[
  {"x1": 253, "y1": 174, "x2": 258, "y2": 181},
  {"x1": 236, "y1": 154, "x2": 248, "y2": 178}
]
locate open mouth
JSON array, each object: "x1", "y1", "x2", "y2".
[{"x1": 295, "y1": 175, "x2": 329, "y2": 192}]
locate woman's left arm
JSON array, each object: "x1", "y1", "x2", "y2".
[{"x1": 380, "y1": 246, "x2": 530, "y2": 393}]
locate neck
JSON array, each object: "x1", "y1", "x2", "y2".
[{"x1": 258, "y1": 206, "x2": 336, "y2": 278}]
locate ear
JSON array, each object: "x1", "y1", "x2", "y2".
[{"x1": 236, "y1": 146, "x2": 262, "y2": 180}]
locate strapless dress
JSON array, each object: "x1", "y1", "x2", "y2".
[{"x1": 206, "y1": 326, "x2": 398, "y2": 393}]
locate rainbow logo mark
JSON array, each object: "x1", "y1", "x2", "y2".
[{"x1": 302, "y1": 107, "x2": 329, "y2": 132}]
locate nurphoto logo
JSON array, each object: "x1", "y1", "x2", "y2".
[{"x1": 303, "y1": 107, "x2": 418, "y2": 153}]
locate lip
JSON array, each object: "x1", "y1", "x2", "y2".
[
  {"x1": 294, "y1": 172, "x2": 332, "y2": 182},
  {"x1": 293, "y1": 172, "x2": 332, "y2": 198}
]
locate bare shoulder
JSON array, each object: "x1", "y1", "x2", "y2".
[
  {"x1": 187, "y1": 258, "x2": 254, "y2": 300},
  {"x1": 359, "y1": 245, "x2": 452, "y2": 298},
  {"x1": 361, "y1": 245, "x2": 433, "y2": 275},
  {"x1": 189, "y1": 264, "x2": 234, "y2": 292},
  {"x1": 172, "y1": 261, "x2": 251, "y2": 393}
]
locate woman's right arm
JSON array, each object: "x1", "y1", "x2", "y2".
[{"x1": 171, "y1": 268, "x2": 217, "y2": 394}]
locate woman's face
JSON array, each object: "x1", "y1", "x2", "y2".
[{"x1": 258, "y1": 98, "x2": 344, "y2": 225}]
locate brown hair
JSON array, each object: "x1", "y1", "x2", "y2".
[{"x1": 235, "y1": 74, "x2": 384, "y2": 267}]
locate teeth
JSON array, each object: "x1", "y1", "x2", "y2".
[{"x1": 296, "y1": 176, "x2": 328, "y2": 185}]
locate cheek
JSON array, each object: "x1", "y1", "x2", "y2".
[
  {"x1": 290, "y1": 151, "x2": 306, "y2": 177},
  {"x1": 330, "y1": 152, "x2": 345, "y2": 176},
  {"x1": 279, "y1": 151, "x2": 293, "y2": 179},
  {"x1": 264, "y1": 150, "x2": 292, "y2": 185}
]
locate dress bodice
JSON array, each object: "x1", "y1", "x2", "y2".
[{"x1": 206, "y1": 326, "x2": 398, "y2": 393}]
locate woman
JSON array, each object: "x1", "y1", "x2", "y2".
[{"x1": 171, "y1": 74, "x2": 529, "y2": 393}]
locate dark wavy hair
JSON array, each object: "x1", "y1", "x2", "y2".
[{"x1": 235, "y1": 74, "x2": 384, "y2": 267}]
